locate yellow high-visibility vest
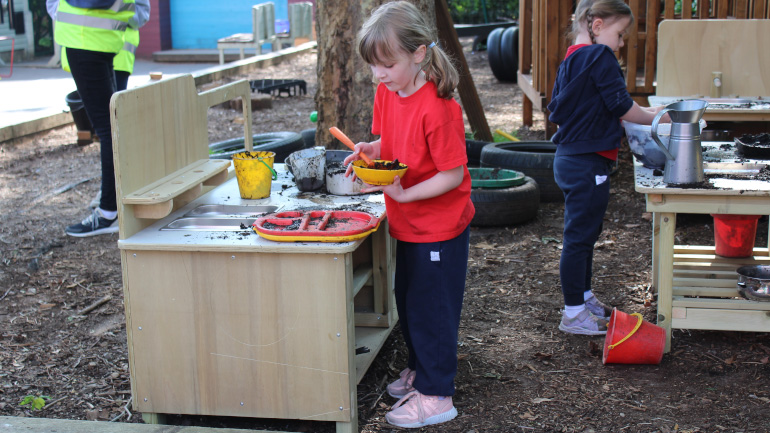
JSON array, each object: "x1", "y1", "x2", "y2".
[
  {"x1": 54, "y1": 0, "x2": 136, "y2": 53},
  {"x1": 114, "y1": 27, "x2": 139, "y2": 73}
]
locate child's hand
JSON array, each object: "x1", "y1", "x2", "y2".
[
  {"x1": 360, "y1": 175, "x2": 406, "y2": 201},
  {"x1": 648, "y1": 105, "x2": 671, "y2": 123},
  {"x1": 343, "y1": 141, "x2": 377, "y2": 180}
]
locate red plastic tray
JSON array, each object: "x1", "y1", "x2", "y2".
[{"x1": 252, "y1": 210, "x2": 380, "y2": 242}]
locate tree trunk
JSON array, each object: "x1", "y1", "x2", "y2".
[{"x1": 315, "y1": 0, "x2": 435, "y2": 149}]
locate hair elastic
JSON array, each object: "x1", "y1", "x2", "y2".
[{"x1": 428, "y1": 41, "x2": 436, "y2": 49}]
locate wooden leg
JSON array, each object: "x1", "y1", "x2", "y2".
[
  {"x1": 651, "y1": 211, "x2": 660, "y2": 293},
  {"x1": 523, "y1": 96, "x2": 533, "y2": 127},
  {"x1": 657, "y1": 212, "x2": 676, "y2": 352},
  {"x1": 141, "y1": 413, "x2": 167, "y2": 424},
  {"x1": 336, "y1": 421, "x2": 356, "y2": 433}
]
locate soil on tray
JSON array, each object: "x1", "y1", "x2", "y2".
[{"x1": 2, "y1": 38, "x2": 770, "y2": 433}]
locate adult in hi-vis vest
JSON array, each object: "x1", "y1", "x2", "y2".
[
  {"x1": 61, "y1": 26, "x2": 140, "y2": 91},
  {"x1": 114, "y1": 27, "x2": 139, "y2": 91},
  {"x1": 46, "y1": 0, "x2": 149, "y2": 237}
]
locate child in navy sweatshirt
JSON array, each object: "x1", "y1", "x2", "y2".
[{"x1": 547, "y1": 0, "x2": 668, "y2": 335}]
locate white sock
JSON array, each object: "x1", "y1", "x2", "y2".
[
  {"x1": 564, "y1": 304, "x2": 586, "y2": 318},
  {"x1": 584, "y1": 290, "x2": 595, "y2": 301},
  {"x1": 98, "y1": 208, "x2": 118, "y2": 220}
]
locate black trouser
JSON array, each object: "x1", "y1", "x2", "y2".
[
  {"x1": 394, "y1": 225, "x2": 470, "y2": 396},
  {"x1": 66, "y1": 48, "x2": 117, "y2": 211}
]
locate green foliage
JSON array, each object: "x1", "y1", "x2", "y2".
[
  {"x1": 447, "y1": 0, "x2": 519, "y2": 24},
  {"x1": 28, "y1": 0, "x2": 54, "y2": 55},
  {"x1": 674, "y1": 0, "x2": 699, "y2": 15},
  {"x1": 19, "y1": 395, "x2": 50, "y2": 411}
]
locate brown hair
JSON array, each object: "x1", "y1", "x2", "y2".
[
  {"x1": 571, "y1": 0, "x2": 634, "y2": 43},
  {"x1": 357, "y1": 1, "x2": 459, "y2": 99}
]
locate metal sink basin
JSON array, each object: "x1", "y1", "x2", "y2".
[
  {"x1": 161, "y1": 217, "x2": 257, "y2": 231},
  {"x1": 702, "y1": 98, "x2": 754, "y2": 105},
  {"x1": 184, "y1": 204, "x2": 278, "y2": 217},
  {"x1": 704, "y1": 162, "x2": 767, "y2": 177}
]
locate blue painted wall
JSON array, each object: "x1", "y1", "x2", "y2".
[{"x1": 169, "y1": 0, "x2": 288, "y2": 49}]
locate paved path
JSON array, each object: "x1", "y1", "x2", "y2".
[{"x1": 0, "y1": 56, "x2": 212, "y2": 131}]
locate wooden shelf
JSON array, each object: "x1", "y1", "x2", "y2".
[
  {"x1": 354, "y1": 326, "x2": 393, "y2": 384},
  {"x1": 352, "y1": 265, "x2": 373, "y2": 298},
  {"x1": 669, "y1": 244, "x2": 770, "y2": 332},
  {"x1": 123, "y1": 159, "x2": 230, "y2": 219}
]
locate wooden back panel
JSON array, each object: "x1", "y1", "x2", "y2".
[
  {"x1": 656, "y1": 19, "x2": 770, "y2": 96},
  {"x1": 110, "y1": 74, "x2": 252, "y2": 239}
]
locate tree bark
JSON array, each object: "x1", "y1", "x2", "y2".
[{"x1": 315, "y1": 0, "x2": 435, "y2": 149}]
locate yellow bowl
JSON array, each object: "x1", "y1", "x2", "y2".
[{"x1": 352, "y1": 160, "x2": 408, "y2": 186}]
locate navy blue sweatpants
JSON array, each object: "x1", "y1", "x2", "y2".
[
  {"x1": 394, "y1": 225, "x2": 470, "y2": 397},
  {"x1": 553, "y1": 153, "x2": 613, "y2": 306}
]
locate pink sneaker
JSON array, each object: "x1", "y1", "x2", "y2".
[
  {"x1": 386, "y1": 368, "x2": 416, "y2": 398},
  {"x1": 385, "y1": 391, "x2": 458, "y2": 429}
]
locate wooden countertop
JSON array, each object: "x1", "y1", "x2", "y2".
[
  {"x1": 118, "y1": 164, "x2": 387, "y2": 253},
  {"x1": 634, "y1": 141, "x2": 770, "y2": 196}
]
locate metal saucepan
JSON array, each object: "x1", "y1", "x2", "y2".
[{"x1": 736, "y1": 265, "x2": 770, "y2": 301}]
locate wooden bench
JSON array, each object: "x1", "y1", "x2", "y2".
[
  {"x1": 217, "y1": 2, "x2": 276, "y2": 65},
  {"x1": 277, "y1": 1, "x2": 314, "y2": 48}
]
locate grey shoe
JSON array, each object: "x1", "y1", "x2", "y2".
[
  {"x1": 559, "y1": 309, "x2": 608, "y2": 336},
  {"x1": 89, "y1": 190, "x2": 101, "y2": 209},
  {"x1": 585, "y1": 295, "x2": 613, "y2": 319}
]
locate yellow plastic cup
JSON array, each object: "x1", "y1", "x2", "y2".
[{"x1": 232, "y1": 151, "x2": 277, "y2": 199}]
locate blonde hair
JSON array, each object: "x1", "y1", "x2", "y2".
[
  {"x1": 358, "y1": 1, "x2": 459, "y2": 99},
  {"x1": 571, "y1": 0, "x2": 634, "y2": 43}
]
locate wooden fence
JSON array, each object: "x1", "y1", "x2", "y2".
[{"x1": 517, "y1": 0, "x2": 770, "y2": 137}]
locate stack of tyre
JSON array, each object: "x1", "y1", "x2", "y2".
[
  {"x1": 468, "y1": 140, "x2": 562, "y2": 227},
  {"x1": 487, "y1": 26, "x2": 519, "y2": 82},
  {"x1": 208, "y1": 131, "x2": 311, "y2": 161}
]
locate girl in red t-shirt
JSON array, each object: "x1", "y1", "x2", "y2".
[{"x1": 343, "y1": 1, "x2": 474, "y2": 429}]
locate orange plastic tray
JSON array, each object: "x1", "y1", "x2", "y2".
[{"x1": 252, "y1": 210, "x2": 380, "y2": 242}]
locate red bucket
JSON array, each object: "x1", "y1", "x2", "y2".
[
  {"x1": 602, "y1": 308, "x2": 665, "y2": 365},
  {"x1": 712, "y1": 214, "x2": 760, "y2": 258}
]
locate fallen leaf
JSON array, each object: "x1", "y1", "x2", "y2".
[
  {"x1": 532, "y1": 398, "x2": 553, "y2": 404},
  {"x1": 518, "y1": 411, "x2": 538, "y2": 420},
  {"x1": 540, "y1": 236, "x2": 561, "y2": 244},
  {"x1": 474, "y1": 242, "x2": 497, "y2": 250},
  {"x1": 533, "y1": 352, "x2": 552, "y2": 360},
  {"x1": 39, "y1": 303, "x2": 56, "y2": 310}
]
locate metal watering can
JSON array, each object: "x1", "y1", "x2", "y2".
[{"x1": 651, "y1": 99, "x2": 709, "y2": 185}]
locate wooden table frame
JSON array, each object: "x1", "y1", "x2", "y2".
[{"x1": 635, "y1": 150, "x2": 770, "y2": 352}]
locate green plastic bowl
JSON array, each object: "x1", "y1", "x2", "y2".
[{"x1": 469, "y1": 167, "x2": 525, "y2": 188}]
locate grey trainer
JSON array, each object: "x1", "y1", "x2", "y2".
[
  {"x1": 585, "y1": 295, "x2": 613, "y2": 319},
  {"x1": 559, "y1": 309, "x2": 608, "y2": 336}
]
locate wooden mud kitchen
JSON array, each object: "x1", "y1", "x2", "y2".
[
  {"x1": 634, "y1": 142, "x2": 770, "y2": 352},
  {"x1": 110, "y1": 75, "x2": 396, "y2": 433}
]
